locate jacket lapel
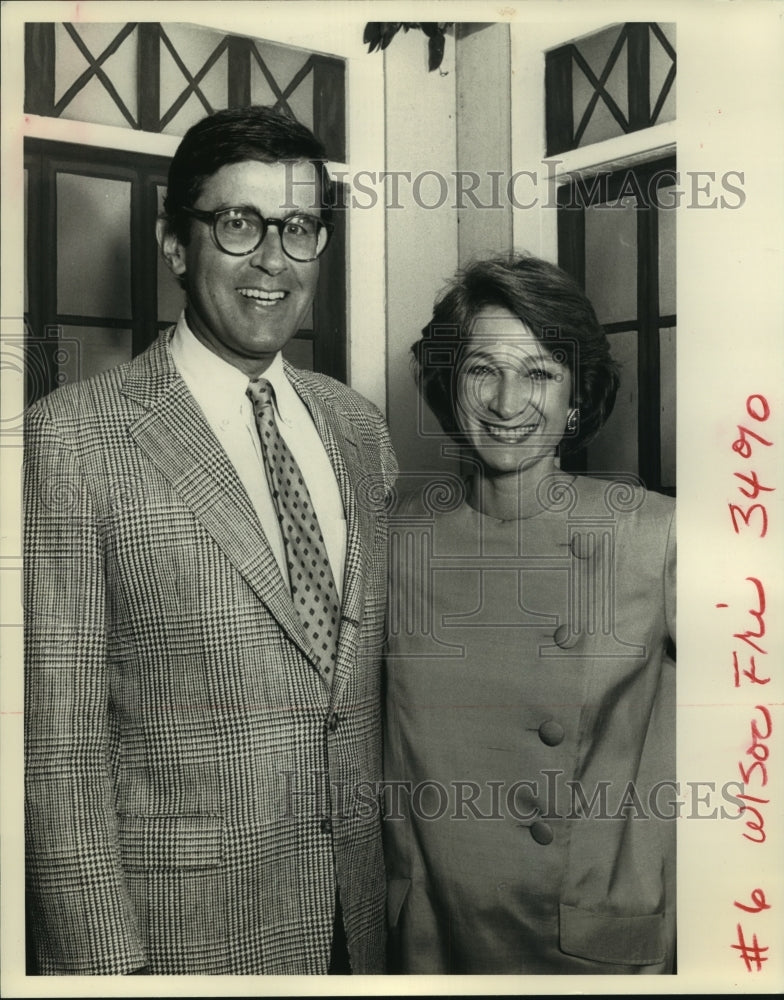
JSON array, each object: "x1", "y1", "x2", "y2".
[{"x1": 121, "y1": 334, "x2": 319, "y2": 667}]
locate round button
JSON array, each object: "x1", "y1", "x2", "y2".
[
  {"x1": 530, "y1": 820, "x2": 554, "y2": 845},
  {"x1": 326, "y1": 712, "x2": 340, "y2": 733},
  {"x1": 570, "y1": 532, "x2": 595, "y2": 559},
  {"x1": 553, "y1": 623, "x2": 579, "y2": 649},
  {"x1": 538, "y1": 719, "x2": 565, "y2": 747},
  {"x1": 320, "y1": 817, "x2": 332, "y2": 835}
]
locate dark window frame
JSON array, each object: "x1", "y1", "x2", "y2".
[
  {"x1": 557, "y1": 154, "x2": 677, "y2": 496},
  {"x1": 25, "y1": 138, "x2": 347, "y2": 403},
  {"x1": 545, "y1": 22, "x2": 676, "y2": 157},
  {"x1": 24, "y1": 22, "x2": 347, "y2": 162}
]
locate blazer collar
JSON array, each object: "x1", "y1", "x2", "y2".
[
  {"x1": 120, "y1": 333, "x2": 323, "y2": 672},
  {"x1": 120, "y1": 333, "x2": 371, "y2": 693}
]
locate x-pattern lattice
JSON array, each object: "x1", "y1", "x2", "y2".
[
  {"x1": 158, "y1": 27, "x2": 228, "y2": 129},
  {"x1": 250, "y1": 44, "x2": 316, "y2": 123},
  {"x1": 570, "y1": 23, "x2": 676, "y2": 148},
  {"x1": 571, "y1": 25, "x2": 630, "y2": 146},
  {"x1": 649, "y1": 23, "x2": 676, "y2": 123},
  {"x1": 55, "y1": 22, "x2": 138, "y2": 127}
]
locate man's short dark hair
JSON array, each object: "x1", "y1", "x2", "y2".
[
  {"x1": 412, "y1": 253, "x2": 620, "y2": 454},
  {"x1": 162, "y1": 105, "x2": 334, "y2": 242}
]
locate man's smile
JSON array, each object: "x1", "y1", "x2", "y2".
[{"x1": 237, "y1": 287, "x2": 288, "y2": 304}]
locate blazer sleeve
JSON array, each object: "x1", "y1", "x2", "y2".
[
  {"x1": 373, "y1": 402, "x2": 399, "y2": 497},
  {"x1": 24, "y1": 402, "x2": 147, "y2": 974},
  {"x1": 664, "y1": 505, "x2": 676, "y2": 645}
]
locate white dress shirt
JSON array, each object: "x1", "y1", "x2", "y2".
[{"x1": 170, "y1": 315, "x2": 346, "y2": 596}]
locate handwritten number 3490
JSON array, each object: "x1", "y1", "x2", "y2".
[{"x1": 729, "y1": 395, "x2": 773, "y2": 537}]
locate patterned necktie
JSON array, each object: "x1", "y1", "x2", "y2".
[{"x1": 247, "y1": 376, "x2": 340, "y2": 681}]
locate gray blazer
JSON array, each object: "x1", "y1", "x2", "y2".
[
  {"x1": 24, "y1": 330, "x2": 397, "y2": 974},
  {"x1": 384, "y1": 475, "x2": 676, "y2": 974}
]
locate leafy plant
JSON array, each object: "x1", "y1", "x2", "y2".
[{"x1": 363, "y1": 22, "x2": 454, "y2": 72}]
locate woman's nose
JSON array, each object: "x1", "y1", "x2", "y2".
[{"x1": 486, "y1": 373, "x2": 530, "y2": 420}]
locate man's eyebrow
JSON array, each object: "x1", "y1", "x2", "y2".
[{"x1": 205, "y1": 202, "x2": 320, "y2": 217}]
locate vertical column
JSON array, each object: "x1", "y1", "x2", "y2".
[
  {"x1": 228, "y1": 35, "x2": 252, "y2": 109},
  {"x1": 637, "y1": 163, "x2": 662, "y2": 492},
  {"x1": 24, "y1": 24, "x2": 55, "y2": 117},
  {"x1": 137, "y1": 23, "x2": 160, "y2": 133},
  {"x1": 545, "y1": 45, "x2": 573, "y2": 156},
  {"x1": 455, "y1": 23, "x2": 513, "y2": 265},
  {"x1": 312, "y1": 55, "x2": 346, "y2": 163},
  {"x1": 626, "y1": 22, "x2": 651, "y2": 131}
]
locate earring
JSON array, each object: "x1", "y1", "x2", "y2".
[{"x1": 566, "y1": 408, "x2": 579, "y2": 434}]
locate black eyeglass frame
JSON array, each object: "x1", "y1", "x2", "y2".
[{"x1": 181, "y1": 206, "x2": 334, "y2": 262}]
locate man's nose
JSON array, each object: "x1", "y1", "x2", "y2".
[{"x1": 249, "y1": 224, "x2": 287, "y2": 273}]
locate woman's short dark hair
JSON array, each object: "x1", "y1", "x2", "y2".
[
  {"x1": 162, "y1": 105, "x2": 334, "y2": 242},
  {"x1": 412, "y1": 253, "x2": 620, "y2": 453}
]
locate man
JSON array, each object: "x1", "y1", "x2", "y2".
[{"x1": 24, "y1": 106, "x2": 397, "y2": 975}]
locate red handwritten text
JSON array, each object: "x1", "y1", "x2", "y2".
[
  {"x1": 729, "y1": 394, "x2": 773, "y2": 538},
  {"x1": 724, "y1": 395, "x2": 775, "y2": 971}
]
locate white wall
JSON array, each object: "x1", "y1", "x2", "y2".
[
  {"x1": 383, "y1": 22, "x2": 517, "y2": 479},
  {"x1": 456, "y1": 23, "x2": 513, "y2": 266},
  {"x1": 382, "y1": 27, "x2": 459, "y2": 480}
]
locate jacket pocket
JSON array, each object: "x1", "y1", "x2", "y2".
[
  {"x1": 117, "y1": 814, "x2": 225, "y2": 871},
  {"x1": 387, "y1": 877, "x2": 411, "y2": 929},
  {"x1": 559, "y1": 903, "x2": 665, "y2": 966}
]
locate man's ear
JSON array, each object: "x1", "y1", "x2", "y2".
[{"x1": 156, "y1": 218, "x2": 187, "y2": 277}]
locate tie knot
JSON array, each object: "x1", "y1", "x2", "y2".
[{"x1": 247, "y1": 376, "x2": 275, "y2": 411}]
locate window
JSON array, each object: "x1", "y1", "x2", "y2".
[
  {"x1": 546, "y1": 23, "x2": 676, "y2": 495},
  {"x1": 557, "y1": 157, "x2": 676, "y2": 496},
  {"x1": 23, "y1": 22, "x2": 347, "y2": 403},
  {"x1": 546, "y1": 22, "x2": 675, "y2": 156}
]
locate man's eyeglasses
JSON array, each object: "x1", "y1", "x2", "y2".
[{"x1": 182, "y1": 206, "x2": 333, "y2": 262}]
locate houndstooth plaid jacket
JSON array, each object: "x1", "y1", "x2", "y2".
[{"x1": 24, "y1": 330, "x2": 398, "y2": 975}]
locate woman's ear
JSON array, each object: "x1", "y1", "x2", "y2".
[{"x1": 156, "y1": 218, "x2": 187, "y2": 277}]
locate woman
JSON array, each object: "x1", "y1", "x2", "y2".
[{"x1": 384, "y1": 254, "x2": 676, "y2": 974}]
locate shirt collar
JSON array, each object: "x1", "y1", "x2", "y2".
[
  {"x1": 170, "y1": 313, "x2": 300, "y2": 425},
  {"x1": 171, "y1": 313, "x2": 252, "y2": 407},
  {"x1": 260, "y1": 353, "x2": 298, "y2": 427}
]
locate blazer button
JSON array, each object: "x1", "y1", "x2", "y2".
[
  {"x1": 570, "y1": 532, "x2": 595, "y2": 559},
  {"x1": 320, "y1": 817, "x2": 332, "y2": 835},
  {"x1": 326, "y1": 712, "x2": 340, "y2": 733},
  {"x1": 553, "y1": 623, "x2": 578, "y2": 649},
  {"x1": 538, "y1": 719, "x2": 565, "y2": 747},
  {"x1": 530, "y1": 820, "x2": 554, "y2": 845}
]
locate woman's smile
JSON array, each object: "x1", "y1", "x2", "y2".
[{"x1": 479, "y1": 421, "x2": 540, "y2": 443}]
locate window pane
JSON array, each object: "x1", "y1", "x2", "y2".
[
  {"x1": 573, "y1": 26, "x2": 628, "y2": 148},
  {"x1": 660, "y1": 326, "x2": 676, "y2": 488},
  {"x1": 584, "y1": 201, "x2": 638, "y2": 325},
  {"x1": 159, "y1": 24, "x2": 229, "y2": 136},
  {"x1": 57, "y1": 172, "x2": 132, "y2": 319},
  {"x1": 658, "y1": 187, "x2": 676, "y2": 315},
  {"x1": 55, "y1": 23, "x2": 138, "y2": 128},
  {"x1": 57, "y1": 325, "x2": 133, "y2": 383},
  {"x1": 650, "y1": 23, "x2": 676, "y2": 124},
  {"x1": 250, "y1": 41, "x2": 314, "y2": 131},
  {"x1": 282, "y1": 337, "x2": 314, "y2": 371},
  {"x1": 586, "y1": 329, "x2": 638, "y2": 477}
]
